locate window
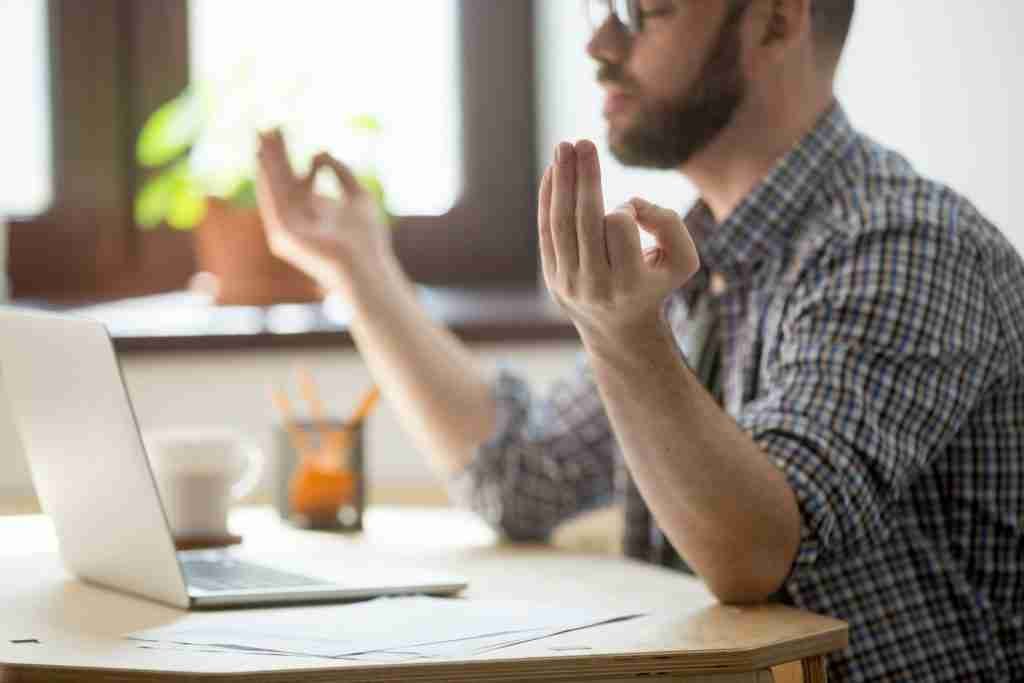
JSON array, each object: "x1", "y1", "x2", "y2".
[
  {"x1": 9, "y1": 1, "x2": 537, "y2": 302},
  {"x1": 189, "y1": 0, "x2": 461, "y2": 217},
  {"x1": 0, "y1": 0, "x2": 52, "y2": 217}
]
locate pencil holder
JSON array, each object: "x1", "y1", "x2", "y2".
[{"x1": 272, "y1": 418, "x2": 365, "y2": 532}]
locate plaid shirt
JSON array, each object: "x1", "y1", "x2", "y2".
[{"x1": 449, "y1": 103, "x2": 1024, "y2": 681}]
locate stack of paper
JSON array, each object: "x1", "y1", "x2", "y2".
[{"x1": 127, "y1": 596, "x2": 645, "y2": 662}]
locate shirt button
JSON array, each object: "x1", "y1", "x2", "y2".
[{"x1": 710, "y1": 271, "x2": 728, "y2": 295}]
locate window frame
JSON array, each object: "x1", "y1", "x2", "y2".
[{"x1": 8, "y1": 0, "x2": 539, "y2": 302}]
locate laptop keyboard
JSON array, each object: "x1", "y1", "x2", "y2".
[{"x1": 180, "y1": 555, "x2": 331, "y2": 592}]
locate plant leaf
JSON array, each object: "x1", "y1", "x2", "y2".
[
  {"x1": 135, "y1": 170, "x2": 179, "y2": 228},
  {"x1": 166, "y1": 178, "x2": 208, "y2": 230},
  {"x1": 347, "y1": 114, "x2": 382, "y2": 135},
  {"x1": 230, "y1": 178, "x2": 258, "y2": 208},
  {"x1": 137, "y1": 89, "x2": 204, "y2": 167}
]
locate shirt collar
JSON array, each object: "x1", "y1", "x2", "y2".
[{"x1": 684, "y1": 101, "x2": 859, "y2": 283}]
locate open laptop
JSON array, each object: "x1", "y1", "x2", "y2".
[{"x1": 0, "y1": 308, "x2": 467, "y2": 609}]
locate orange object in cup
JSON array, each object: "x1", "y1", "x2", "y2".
[{"x1": 288, "y1": 459, "x2": 356, "y2": 524}]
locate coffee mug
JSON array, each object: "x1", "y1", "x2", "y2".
[{"x1": 144, "y1": 428, "x2": 263, "y2": 539}]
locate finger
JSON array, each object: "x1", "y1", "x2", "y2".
[
  {"x1": 604, "y1": 204, "x2": 643, "y2": 279},
  {"x1": 300, "y1": 159, "x2": 317, "y2": 195},
  {"x1": 255, "y1": 161, "x2": 286, "y2": 229},
  {"x1": 538, "y1": 164, "x2": 557, "y2": 280},
  {"x1": 551, "y1": 142, "x2": 579, "y2": 274},
  {"x1": 574, "y1": 140, "x2": 609, "y2": 277},
  {"x1": 630, "y1": 198, "x2": 700, "y2": 279},
  {"x1": 297, "y1": 163, "x2": 323, "y2": 221},
  {"x1": 257, "y1": 128, "x2": 299, "y2": 191},
  {"x1": 311, "y1": 151, "x2": 367, "y2": 200}
]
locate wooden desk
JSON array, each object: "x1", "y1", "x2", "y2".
[{"x1": 0, "y1": 506, "x2": 847, "y2": 682}]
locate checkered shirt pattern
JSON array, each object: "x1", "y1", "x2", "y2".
[{"x1": 448, "y1": 103, "x2": 1024, "y2": 681}]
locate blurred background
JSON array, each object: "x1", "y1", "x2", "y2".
[{"x1": 0, "y1": 1, "x2": 1020, "y2": 517}]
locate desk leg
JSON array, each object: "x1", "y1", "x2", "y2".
[
  {"x1": 771, "y1": 657, "x2": 827, "y2": 683},
  {"x1": 800, "y1": 656, "x2": 827, "y2": 683},
  {"x1": 580, "y1": 671, "x2": 774, "y2": 682}
]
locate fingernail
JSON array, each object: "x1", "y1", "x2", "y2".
[
  {"x1": 557, "y1": 142, "x2": 574, "y2": 166},
  {"x1": 576, "y1": 140, "x2": 595, "y2": 160},
  {"x1": 554, "y1": 144, "x2": 561, "y2": 164}
]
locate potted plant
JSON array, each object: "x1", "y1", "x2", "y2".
[{"x1": 135, "y1": 82, "x2": 389, "y2": 306}]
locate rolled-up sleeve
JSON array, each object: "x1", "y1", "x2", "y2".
[
  {"x1": 448, "y1": 354, "x2": 619, "y2": 541},
  {"x1": 736, "y1": 221, "x2": 1003, "y2": 570}
]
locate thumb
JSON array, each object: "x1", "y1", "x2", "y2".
[{"x1": 628, "y1": 197, "x2": 700, "y2": 278}]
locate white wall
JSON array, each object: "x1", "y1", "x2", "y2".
[
  {"x1": 534, "y1": 2, "x2": 1020, "y2": 244},
  {"x1": 836, "y1": 2, "x2": 1019, "y2": 239},
  {"x1": 0, "y1": 342, "x2": 580, "y2": 509}
]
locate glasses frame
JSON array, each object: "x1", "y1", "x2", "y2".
[{"x1": 584, "y1": 0, "x2": 644, "y2": 36}]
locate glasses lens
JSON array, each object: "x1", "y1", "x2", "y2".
[
  {"x1": 585, "y1": 0, "x2": 637, "y2": 34},
  {"x1": 585, "y1": 0, "x2": 612, "y2": 30},
  {"x1": 616, "y1": 0, "x2": 639, "y2": 33}
]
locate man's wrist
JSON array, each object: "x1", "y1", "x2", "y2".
[
  {"x1": 580, "y1": 312, "x2": 679, "y2": 377},
  {"x1": 329, "y1": 244, "x2": 403, "y2": 299}
]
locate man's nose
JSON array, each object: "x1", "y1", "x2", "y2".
[{"x1": 586, "y1": 16, "x2": 631, "y2": 65}]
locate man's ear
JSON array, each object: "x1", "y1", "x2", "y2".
[{"x1": 758, "y1": 0, "x2": 812, "y2": 52}]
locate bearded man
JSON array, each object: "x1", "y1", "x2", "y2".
[{"x1": 256, "y1": 2, "x2": 1024, "y2": 679}]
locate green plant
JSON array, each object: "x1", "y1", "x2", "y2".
[{"x1": 134, "y1": 84, "x2": 389, "y2": 230}]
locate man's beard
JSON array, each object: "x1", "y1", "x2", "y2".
[{"x1": 602, "y1": 5, "x2": 747, "y2": 169}]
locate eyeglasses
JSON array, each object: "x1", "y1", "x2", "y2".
[{"x1": 584, "y1": 0, "x2": 644, "y2": 36}]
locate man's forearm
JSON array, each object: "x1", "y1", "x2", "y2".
[
  {"x1": 582, "y1": 318, "x2": 801, "y2": 604},
  {"x1": 337, "y1": 253, "x2": 497, "y2": 478}
]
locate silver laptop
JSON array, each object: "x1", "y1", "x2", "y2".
[{"x1": 0, "y1": 308, "x2": 467, "y2": 609}]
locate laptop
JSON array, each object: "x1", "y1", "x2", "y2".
[{"x1": 0, "y1": 308, "x2": 467, "y2": 609}]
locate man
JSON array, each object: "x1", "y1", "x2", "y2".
[{"x1": 255, "y1": 1, "x2": 1023, "y2": 680}]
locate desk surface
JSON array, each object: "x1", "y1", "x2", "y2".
[{"x1": 0, "y1": 506, "x2": 847, "y2": 682}]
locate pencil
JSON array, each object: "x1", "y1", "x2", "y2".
[
  {"x1": 297, "y1": 367, "x2": 327, "y2": 425},
  {"x1": 349, "y1": 385, "x2": 381, "y2": 426},
  {"x1": 270, "y1": 386, "x2": 311, "y2": 460}
]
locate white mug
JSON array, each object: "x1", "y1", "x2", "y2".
[{"x1": 144, "y1": 428, "x2": 263, "y2": 539}]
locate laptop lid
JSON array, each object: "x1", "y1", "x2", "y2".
[{"x1": 0, "y1": 309, "x2": 190, "y2": 608}]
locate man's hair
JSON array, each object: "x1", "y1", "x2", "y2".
[{"x1": 810, "y1": 0, "x2": 856, "y2": 57}]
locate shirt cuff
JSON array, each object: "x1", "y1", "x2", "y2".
[
  {"x1": 736, "y1": 411, "x2": 839, "y2": 571},
  {"x1": 446, "y1": 363, "x2": 530, "y2": 508}
]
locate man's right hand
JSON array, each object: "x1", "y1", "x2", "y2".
[{"x1": 255, "y1": 129, "x2": 393, "y2": 295}]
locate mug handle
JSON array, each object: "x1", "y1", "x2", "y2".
[{"x1": 231, "y1": 437, "x2": 264, "y2": 501}]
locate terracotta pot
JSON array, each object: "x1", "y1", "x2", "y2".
[{"x1": 192, "y1": 198, "x2": 323, "y2": 306}]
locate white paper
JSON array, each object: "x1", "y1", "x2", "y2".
[{"x1": 128, "y1": 596, "x2": 644, "y2": 660}]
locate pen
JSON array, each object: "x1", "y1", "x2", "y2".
[
  {"x1": 324, "y1": 385, "x2": 379, "y2": 470},
  {"x1": 349, "y1": 385, "x2": 380, "y2": 427},
  {"x1": 270, "y1": 386, "x2": 312, "y2": 462},
  {"x1": 298, "y1": 366, "x2": 327, "y2": 425},
  {"x1": 297, "y1": 366, "x2": 331, "y2": 463}
]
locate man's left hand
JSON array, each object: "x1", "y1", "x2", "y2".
[{"x1": 540, "y1": 140, "x2": 701, "y2": 353}]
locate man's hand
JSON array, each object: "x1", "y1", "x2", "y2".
[
  {"x1": 540, "y1": 140, "x2": 701, "y2": 353},
  {"x1": 256, "y1": 129, "x2": 392, "y2": 294}
]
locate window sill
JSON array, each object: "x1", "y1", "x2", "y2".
[{"x1": 29, "y1": 286, "x2": 577, "y2": 354}]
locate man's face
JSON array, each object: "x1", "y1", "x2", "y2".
[{"x1": 589, "y1": 1, "x2": 750, "y2": 169}]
